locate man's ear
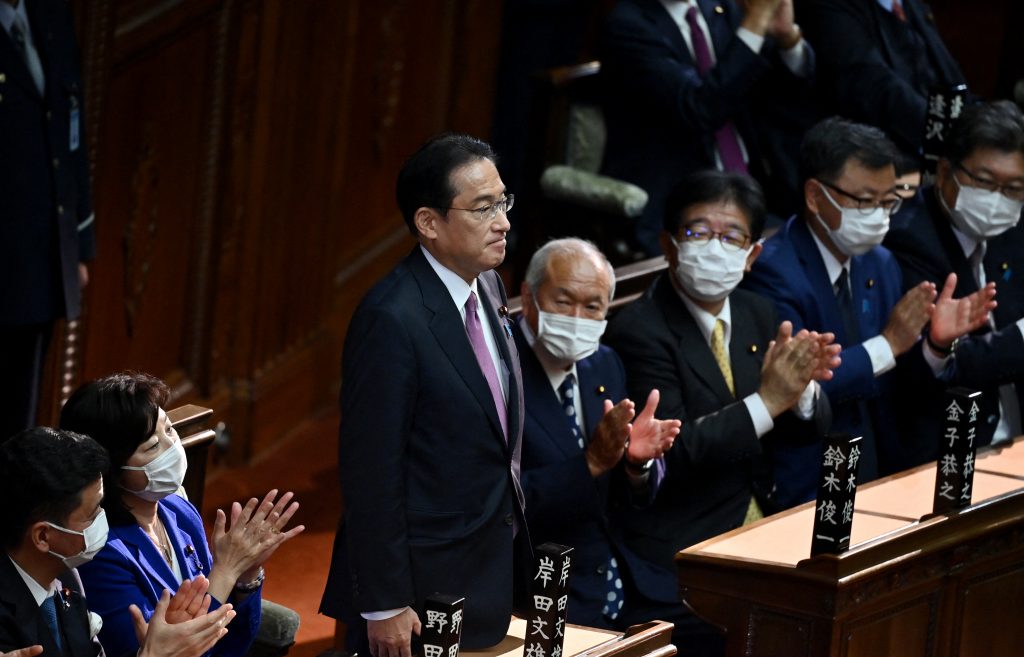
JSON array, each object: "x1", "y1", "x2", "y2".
[
  {"x1": 28, "y1": 521, "x2": 54, "y2": 554},
  {"x1": 658, "y1": 231, "x2": 677, "y2": 268},
  {"x1": 414, "y1": 207, "x2": 441, "y2": 240},
  {"x1": 804, "y1": 178, "x2": 821, "y2": 216},
  {"x1": 744, "y1": 241, "x2": 763, "y2": 273}
]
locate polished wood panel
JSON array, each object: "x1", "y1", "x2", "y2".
[{"x1": 43, "y1": 0, "x2": 502, "y2": 463}]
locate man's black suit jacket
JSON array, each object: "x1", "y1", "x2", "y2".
[
  {"x1": 0, "y1": 557, "x2": 102, "y2": 657},
  {"x1": 0, "y1": 0, "x2": 94, "y2": 325},
  {"x1": 604, "y1": 276, "x2": 829, "y2": 571},
  {"x1": 515, "y1": 331, "x2": 677, "y2": 629},
  {"x1": 800, "y1": 0, "x2": 966, "y2": 157},
  {"x1": 600, "y1": 0, "x2": 816, "y2": 253},
  {"x1": 884, "y1": 189, "x2": 1024, "y2": 462},
  {"x1": 320, "y1": 246, "x2": 527, "y2": 649}
]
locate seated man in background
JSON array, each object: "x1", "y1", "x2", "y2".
[
  {"x1": 799, "y1": 0, "x2": 968, "y2": 160},
  {"x1": 604, "y1": 170, "x2": 838, "y2": 657},
  {"x1": 885, "y1": 100, "x2": 1024, "y2": 463},
  {"x1": 600, "y1": 0, "x2": 817, "y2": 255},
  {"x1": 516, "y1": 237, "x2": 680, "y2": 630},
  {"x1": 741, "y1": 117, "x2": 995, "y2": 507},
  {"x1": 0, "y1": 427, "x2": 235, "y2": 657}
]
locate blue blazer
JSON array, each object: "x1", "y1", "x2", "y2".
[
  {"x1": 515, "y1": 329, "x2": 677, "y2": 628},
  {"x1": 0, "y1": 0, "x2": 95, "y2": 324},
  {"x1": 742, "y1": 216, "x2": 930, "y2": 505},
  {"x1": 78, "y1": 494, "x2": 261, "y2": 657},
  {"x1": 600, "y1": 0, "x2": 816, "y2": 252},
  {"x1": 320, "y1": 247, "x2": 527, "y2": 650}
]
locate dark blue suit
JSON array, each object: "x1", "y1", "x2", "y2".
[
  {"x1": 742, "y1": 217, "x2": 931, "y2": 506},
  {"x1": 0, "y1": 559, "x2": 100, "y2": 657},
  {"x1": 320, "y1": 247, "x2": 527, "y2": 650},
  {"x1": 884, "y1": 188, "x2": 1024, "y2": 461},
  {"x1": 515, "y1": 329, "x2": 676, "y2": 630},
  {"x1": 0, "y1": 0, "x2": 95, "y2": 438},
  {"x1": 600, "y1": 0, "x2": 816, "y2": 253},
  {"x1": 78, "y1": 494, "x2": 261, "y2": 657}
]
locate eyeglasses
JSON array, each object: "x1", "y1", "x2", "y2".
[
  {"x1": 954, "y1": 164, "x2": 1024, "y2": 202},
  {"x1": 677, "y1": 224, "x2": 751, "y2": 252},
  {"x1": 441, "y1": 194, "x2": 515, "y2": 222},
  {"x1": 818, "y1": 180, "x2": 903, "y2": 216}
]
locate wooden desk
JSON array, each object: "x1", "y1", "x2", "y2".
[
  {"x1": 677, "y1": 437, "x2": 1024, "y2": 657},
  {"x1": 462, "y1": 619, "x2": 675, "y2": 657}
]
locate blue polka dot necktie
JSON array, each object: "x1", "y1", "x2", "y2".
[
  {"x1": 41, "y1": 595, "x2": 64, "y2": 651},
  {"x1": 558, "y1": 374, "x2": 584, "y2": 449}
]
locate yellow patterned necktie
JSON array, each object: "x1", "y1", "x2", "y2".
[{"x1": 710, "y1": 319, "x2": 735, "y2": 397}]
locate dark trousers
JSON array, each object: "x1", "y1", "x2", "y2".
[{"x1": 0, "y1": 322, "x2": 53, "y2": 441}]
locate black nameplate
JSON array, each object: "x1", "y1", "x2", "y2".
[
  {"x1": 421, "y1": 594, "x2": 465, "y2": 657},
  {"x1": 922, "y1": 84, "x2": 969, "y2": 174},
  {"x1": 932, "y1": 387, "x2": 982, "y2": 514},
  {"x1": 527, "y1": 543, "x2": 573, "y2": 657},
  {"x1": 811, "y1": 433, "x2": 863, "y2": 557}
]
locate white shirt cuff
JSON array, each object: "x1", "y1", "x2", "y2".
[
  {"x1": 743, "y1": 393, "x2": 774, "y2": 438},
  {"x1": 921, "y1": 338, "x2": 953, "y2": 376},
  {"x1": 736, "y1": 27, "x2": 764, "y2": 54},
  {"x1": 1015, "y1": 318, "x2": 1024, "y2": 336},
  {"x1": 779, "y1": 39, "x2": 809, "y2": 76},
  {"x1": 793, "y1": 381, "x2": 818, "y2": 420},
  {"x1": 865, "y1": 335, "x2": 897, "y2": 376},
  {"x1": 362, "y1": 607, "x2": 408, "y2": 621}
]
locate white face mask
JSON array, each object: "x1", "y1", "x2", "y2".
[
  {"x1": 535, "y1": 306, "x2": 608, "y2": 365},
  {"x1": 47, "y1": 509, "x2": 109, "y2": 569},
  {"x1": 121, "y1": 440, "x2": 187, "y2": 502},
  {"x1": 815, "y1": 185, "x2": 890, "y2": 257},
  {"x1": 672, "y1": 237, "x2": 750, "y2": 302},
  {"x1": 946, "y1": 176, "x2": 1023, "y2": 240}
]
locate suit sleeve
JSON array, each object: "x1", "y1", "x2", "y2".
[
  {"x1": 600, "y1": 7, "x2": 773, "y2": 137},
  {"x1": 605, "y1": 311, "x2": 762, "y2": 472},
  {"x1": 338, "y1": 303, "x2": 417, "y2": 613}
]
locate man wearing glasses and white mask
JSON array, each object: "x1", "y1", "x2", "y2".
[
  {"x1": 742, "y1": 117, "x2": 996, "y2": 508},
  {"x1": 885, "y1": 101, "x2": 1024, "y2": 465},
  {"x1": 605, "y1": 170, "x2": 839, "y2": 657}
]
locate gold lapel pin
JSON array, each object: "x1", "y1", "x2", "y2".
[
  {"x1": 596, "y1": 385, "x2": 606, "y2": 394},
  {"x1": 749, "y1": 344, "x2": 758, "y2": 353},
  {"x1": 865, "y1": 279, "x2": 875, "y2": 288}
]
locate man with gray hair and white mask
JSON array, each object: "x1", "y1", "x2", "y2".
[{"x1": 515, "y1": 238, "x2": 681, "y2": 633}]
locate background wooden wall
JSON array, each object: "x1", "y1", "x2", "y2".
[
  {"x1": 37, "y1": 0, "x2": 1022, "y2": 465},
  {"x1": 40, "y1": 0, "x2": 502, "y2": 463}
]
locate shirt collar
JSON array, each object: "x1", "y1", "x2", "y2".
[
  {"x1": 659, "y1": 0, "x2": 696, "y2": 25},
  {"x1": 420, "y1": 244, "x2": 478, "y2": 312},
  {"x1": 8, "y1": 555, "x2": 60, "y2": 607},
  {"x1": 0, "y1": 1, "x2": 23, "y2": 35},
  {"x1": 809, "y1": 223, "x2": 850, "y2": 287},
  {"x1": 876, "y1": 0, "x2": 896, "y2": 12},
  {"x1": 518, "y1": 317, "x2": 578, "y2": 394},
  {"x1": 670, "y1": 277, "x2": 732, "y2": 346}
]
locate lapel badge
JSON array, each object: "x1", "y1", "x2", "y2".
[
  {"x1": 865, "y1": 279, "x2": 875, "y2": 289},
  {"x1": 498, "y1": 305, "x2": 509, "y2": 317},
  {"x1": 749, "y1": 344, "x2": 758, "y2": 353},
  {"x1": 596, "y1": 385, "x2": 606, "y2": 395},
  {"x1": 60, "y1": 588, "x2": 72, "y2": 608},
  {"x1": 497, "y1": 305, "x2": 513, "y2": 338},
  {"x1": 714, "y1": 5, "x2": 724, "y2": 13}
]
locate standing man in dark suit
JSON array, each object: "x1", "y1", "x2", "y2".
[
  {"x1": 0, "y1": 427, "x2": 235, "y2": 657},
  {"x1": 604, "y1": 171, "x2": 838, "y2": 657},
  {"x1": 0, "y1": 0, "x2": 95, "y2": 439},
  {"x1": 516, "y1": 237, "x2": 680, "y2": 630},
  {"x1": 600, "y1": 0, "x2": 816, "y2": 254},
  {"x1": 742, "y1": 118, "x2": 995, "y2": 506},
  {"x1": 885, "y1": 101, "x2": 1024, "y2": 462},
  {"x1": 320, "y1": 135, "x2": 526, "y2": 657},
  {"x1": 800, "y1": 0, "x2": 967, "y2": 158}
]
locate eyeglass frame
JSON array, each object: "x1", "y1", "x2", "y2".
[
  {"x1": 816, "y1": 179, "x2": 903, "y2": 216},
  {"x1": 953, "y1": 163, "x2": 1024, "y2": 202},
  {"x1": 438, "y1": 193, "x2": 515, "y2": 222},
  {"x1": 674, "y1": 222, "x2": 753, "y2": 252}
]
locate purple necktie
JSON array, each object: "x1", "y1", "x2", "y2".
[
  {"x1": 465, "y1": 291, "x2": 508, "y2": 441},
  {"x1": 685, "y1": 6, "x2": 748, "y2": 173}
]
